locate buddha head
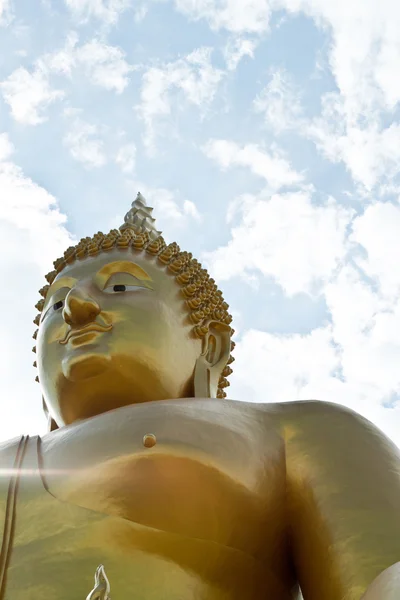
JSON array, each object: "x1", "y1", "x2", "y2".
[{"x1": 33, "y1": 194, "x2": 235, "y2": 431}]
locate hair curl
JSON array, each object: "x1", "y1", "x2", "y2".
[{"x1": 33, "y1": 227, "x2": 235, "y2": 398}]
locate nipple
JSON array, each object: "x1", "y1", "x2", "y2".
[{"x1": 143, "y1": 433, "x2": 157, "y2": 448}]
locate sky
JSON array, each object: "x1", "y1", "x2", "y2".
[{"x1": 1, "y1": 0, "x2": 400, "y2": 448}]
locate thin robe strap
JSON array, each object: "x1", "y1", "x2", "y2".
[{"x1": 0, "y1": 435, "x2": 29, "y2": 600}]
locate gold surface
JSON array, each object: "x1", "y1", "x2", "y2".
[{"x1": 1, "y1": 194, "x2": 399, "y2": 598}]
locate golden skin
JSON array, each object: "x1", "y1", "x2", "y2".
[{"x1": 3, "y1": 247, "x2": 400, "y2": 598}]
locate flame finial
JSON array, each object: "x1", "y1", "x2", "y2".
[{"x1": 120, "y1": 191, "x2": 162, "y2": 241}]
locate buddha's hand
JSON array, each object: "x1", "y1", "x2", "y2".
[
  {"x1": 86, "y1": 565, "x2": 111, "y2": 600},
  {"x1": 361, "y1": 562, "x2": 400, "y2": 600}
]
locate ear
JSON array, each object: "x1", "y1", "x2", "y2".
[
  {"x1": 194, "y1": 321, "x2": 232, "y2": 398},
  {"x1": 42, "y1": 396, "x2": 59, "y2": 432}
]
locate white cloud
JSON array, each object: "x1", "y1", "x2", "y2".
[
  {"x1": 254, "y1": 68, "x2": 303, "y2": 133},
  {"x1": 177, "y1": 48, "x2": 223, "y2": 105},
  {"x1": 0, "y1": 133, "x2": 74, "y2": 440},
  {"x1": 115, "y1": 142, "x2": 136, "y2": 172},
  {"x1": 136, "y1": 47, "x2": 223, "y2": 152},
  {"x1": 64, "y1": 0, "x2": 131, "y2": 24},
  {"x1": 172, "y1": 0, "x2": 400, "y2": 190},
  {"x1": 43, "y1": 33, "x2": 132, "y2": 93},
  {"x1": 305, "y1": 94, "x2": 400, "y2": 190},
  {"x1": 344, "y1": 5, "x2": 396, "y2": 110},
  {"x1": 75, "y1": 39, "x2": 132, "y2": 93},
  {"x1": 41, "y1": 31, "x2": 78, "y2": 76},
  {"x1": 223, "y1": 38, "x2": 257, "y2": 71},
  {"x1": 203, "y1": 190, "x2": 353, "y2": 295},
  {"x1": 0, "y1": 132, "x2": 14, "y2": 161},
  {"x1": 0, "y1": 66, "x2": 64, "y2": 125},
  {"x1": 202, "y1": 139, "x2": 304, "y2": 190},
  {"x1": 265, "y1": 0, "x2": 400, "y2": 191},
  {"x1": 1, "y1": 34, "x2": 132, "y2": 125},
  {"x1": 275, "y1": 0, "x2": 400, "y2": 112},
  {"x1": 174, "y1": 0, "x2": 272, "y2": 34},
  {"x1": 134, "y1": 3, "x2": 148, "y2": 21},
  {"x1": 323, "y1": 265, "x2": 400, "y2": 409},
  {"x1": 323, "y1": 264, "x2": 400, "y2": 441},
  {"x1": 377, "y1": 183, "x2": 400, "y2": 200},
  {"x1": 350, "y1": 201, "x2": 400, "y2": 300},
  {"x1": 204, "y1": 1, "x2": 400, "y2": 192},
  {"x1": 183, "y1": 199, "x2": 202, "y2": 221},
  {"x1": 231, "y1": 325, "x2": 340, "y2": 403},
  {"x1": 0, "y1": 0, "x2": 11, "y2": 25},
  {"x1": 64, "y1": 118, "x2": 107, "y2": 168}
]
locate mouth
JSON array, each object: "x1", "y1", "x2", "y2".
[{"x1": 60, "y1": 323, "x2": 113, "y2": 345}]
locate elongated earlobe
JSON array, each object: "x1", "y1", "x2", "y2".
[
  {"x1": 193, "y1": 321, "x2": 231, "y2": 399},
  {"x1": 42, "y1": 396, "x2": 59, "y2": 432},
  {"x1": 48, "y1": 417, "x2": 59, "y2": 432},
  {"x1": 194, "y1": 360, "x2": 211, "y2": 398}
]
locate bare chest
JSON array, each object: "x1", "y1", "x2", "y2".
[{"x1": 41, "y1": 399, "x2": 287, "y2": 561}]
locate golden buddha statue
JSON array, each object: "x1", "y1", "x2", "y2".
[{"x1": 0, "y1": 193, "x2": 399, "y2": 600}]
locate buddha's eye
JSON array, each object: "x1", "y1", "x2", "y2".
[
  {"x1": 104, "y1": 284, "x2": 147, "y2": 294},
  {"x1": 103, "y1": 273, "x2": 152, "y2": 294},
  {"x1": 40, "y1": 297, "x2": 65, "y2": 323},
  {"x1": 53, "y1": 300, "x2": 64, "y2": 311}
]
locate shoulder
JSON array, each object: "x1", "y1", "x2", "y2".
[
  {"x1": 255, "y1": 398, "x2": 370, "y2": 423},
  {"x1": 0, "y1": 435, "x2": 29, "y2": 523},
  {"x1": 227, "y1": 398, "x2": 368, "y2": 438},
  {"x1": 0, "y1": 435, "x2": 27, "y2": 469},
  {"x1": 254, "y1": 399, "x2": 396, "y2": 446},
  {"x1": 255, "y1": 399, "x2": 400, "y2": 461}
]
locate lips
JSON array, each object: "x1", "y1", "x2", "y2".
[{"x1": 59, "y1": 323, "x2": 112, "y2": 345}]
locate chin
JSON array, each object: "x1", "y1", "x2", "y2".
[{"x1": 62, "y1": 352, "x2": 111, "y2": 382}]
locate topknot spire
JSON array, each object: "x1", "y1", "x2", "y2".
[{"x1": 120, "y1": 192, "x2": 162, "y2": 242}]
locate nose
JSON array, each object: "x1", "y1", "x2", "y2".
[{"x1": 62, "y1": 287, "x2": 101, "y2": 326}]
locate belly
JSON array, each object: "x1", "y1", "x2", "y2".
[
  {"x1": 8, "y1": 478, "x2": 279, "y2": 600},
  {"x1": 8, "y1": 539, "x2": 266, "y2": 600},
  {"x1": 60, "y1": 450, "x2": 268, "y2": 554}
]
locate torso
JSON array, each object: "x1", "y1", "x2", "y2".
[
  {"x1": 3, "y1": 399, "x2": 300, "y2": 599},
  {"x1": 4, "y1": 398, "x2": 398, "y2": 600}
]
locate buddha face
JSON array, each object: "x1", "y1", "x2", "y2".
[{"x1": 37, "y1": 248, "x2": 203, "y2": 426}]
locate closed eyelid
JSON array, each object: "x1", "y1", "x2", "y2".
[{"x1": 103, "y1": 272, "x2": 153, "y2": 289}]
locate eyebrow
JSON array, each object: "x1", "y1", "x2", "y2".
[
  {"x1": 44, "y1": 276, "x2": 77, "y2": 301},
  {"x1": 95, "y1": 261, "x2": 153, "y2": 287},
  {"x1": 43, "y1": 261, "x2": 153, "y2": 311}
]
